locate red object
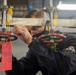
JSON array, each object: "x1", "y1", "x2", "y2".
[
  {"x1": 38, "y1": 33, "x2": 66, "y2": 43},
  {"x1": 0, "y1": 32, "x2": 18, "y2": 42},
  {"x1": 0, "y1": 42, "x2": 12, "y2": 71}
]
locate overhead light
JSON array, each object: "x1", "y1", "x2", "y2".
[{"x1": 57, "y1": 4, "x2": 76, "y2": 10}]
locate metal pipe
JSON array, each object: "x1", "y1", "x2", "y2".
[
  {"x1": 49, "y1": 0, "x2": 54, "y2": 33},
  {"x1": 50, "y1": 0, "x2": 53, "y2": 26},
  {"x1": 2, "y1": 0, "x2": 7, "y2": 32}
]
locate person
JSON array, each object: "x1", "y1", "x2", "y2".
[{"x1": 0, "y1": 10, "x2": 76, "y2": 75}]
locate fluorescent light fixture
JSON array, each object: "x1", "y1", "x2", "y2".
[{"x1": 57, "y1": 4, "x2": 76, "y2": 10}]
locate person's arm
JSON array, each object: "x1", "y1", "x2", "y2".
[
  {"x1": 12, "y1": 25, "x2": 76, "y2": 75},
  {"x1": 28, "y1": 35, "x2": 76, "y2": 75},
  {"x1": 4, "y1": 25, "x2": 39, "y2": 75},
  {"x1": 5, "y1": 50, "x2": 40, "y2": 75},
  {"x1": 28, "y1": 38, "x2": 60, "y2": 75}
]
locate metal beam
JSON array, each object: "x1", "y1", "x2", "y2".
[
  {"x1": 10, "y1": 18, "x2": 44, "y2": 26},
  {"x1": 53, "y1": 27, "x2": 76, "y2": 33},
  {"x1": 0, "y1": 18, "x2": 76, "y2": 27},
  {"x1": 56, "y1": 19, "x2": 76, "y2": 27},
  {"x1": 9, "y1": 18, "x2": 76, "y2": 27}
]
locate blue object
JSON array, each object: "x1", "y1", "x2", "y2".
[{"x1": 28, "y1": 6, "x2": 33, "y2": 11}]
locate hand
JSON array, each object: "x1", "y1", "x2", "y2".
[{"x1": 13, "y1": 25, "x2": 32, "y2": 44}]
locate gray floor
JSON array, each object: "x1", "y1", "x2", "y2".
[{"x1": 0, "y1": 38, "x2": 42, "y2": 75}]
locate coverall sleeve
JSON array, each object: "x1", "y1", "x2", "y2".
[
  {"x1": 5, "y1": 50, "x2": 40, "y2": 75},
  {"x1": 28, "y1": 37, "x2": 76, "y2": 75}
]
